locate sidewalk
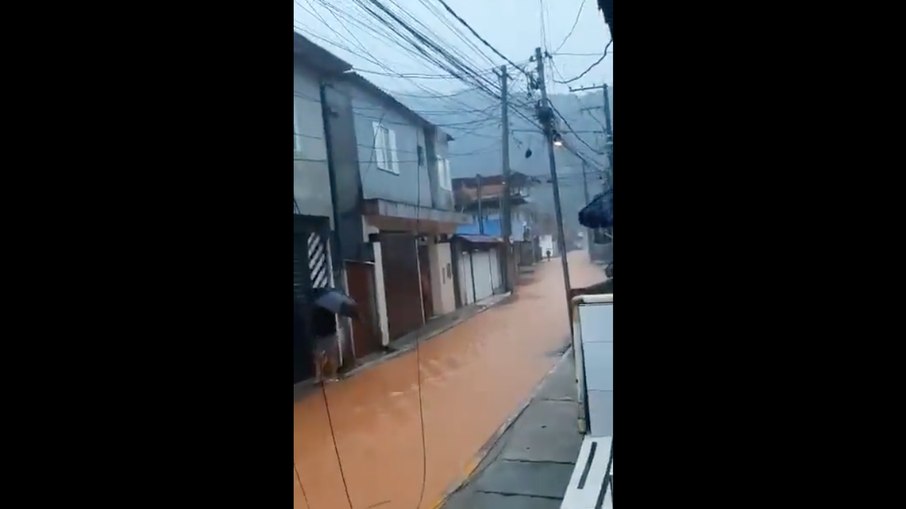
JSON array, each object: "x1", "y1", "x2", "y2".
[{"x1": 442, "y1": 352, "x2": 581, "y2": 509}]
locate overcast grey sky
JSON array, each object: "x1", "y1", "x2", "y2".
[{"x1": 293, "y1": 0, "x2": 612, "y2": 97}]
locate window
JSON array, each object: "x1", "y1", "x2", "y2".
[
  {"x1": 417, "y1": 145, "x2": 425, "y2": 167},
  {"x1": 438, "y1": 158, "x2": 452, "y2": 190},
  {"x1": 372, "y1": 122, "x2": 399, "y2": 174}
]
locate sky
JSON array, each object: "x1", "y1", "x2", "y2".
[{"x1": 293, "y1": 0, "x2": 613, "y2": 97}]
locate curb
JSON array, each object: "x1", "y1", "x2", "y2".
[
  {"x1": 336, "y1": 292, "x2": 513, "y2": 382},
  {"x1": 430, "y1": 345, "x2": 574, "y2": 509},
  {"x1": 293, "y1": 292, "x2": 514, "y2": 397}
]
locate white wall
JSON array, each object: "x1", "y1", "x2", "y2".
[
  {"x1": 472, "y1": 251, "x2": 494, "y2": 301},
  {"x1": 372, "y1": 240, "x2": 391, "y2": 346},
  {"x1": 540, "y1": 235, "x2": 556, "y2": 255},
  {"x1": 429, "y1": 240, "x2": 456, "y2": 315},
  {"x1": 459, "y1": 251, "x2": 474, "y2": 306}
]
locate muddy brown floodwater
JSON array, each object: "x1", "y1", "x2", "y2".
[{"x1": 294, "y1": 252, "x2": 605, "y2": 509}]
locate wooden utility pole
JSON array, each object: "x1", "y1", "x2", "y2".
[
  {"x1": 572, "y1": 83, "x2": 614, "y2": 189},
  {"x1": 581, "y1": 160, "x2": 593, "y2": 256},
  {"x1": 499, "y1": 65, "x2": 513, "y2": 291},
  {"x1": 476, "y1": 173, "x2": 484, "y2": 234},
  {"x1": 602, "y1": 84, "x2": 614, "y2": 186},
  {"x1": 535, "y1": 47, "x2": 572, "y2": 310}
]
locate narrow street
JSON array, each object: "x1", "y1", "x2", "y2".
[{"x1": 294, "y1": 251, "x2": 605, "y2": 509}]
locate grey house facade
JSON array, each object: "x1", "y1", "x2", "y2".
[
  {"x1": 309, "y1": 40, "x2": 469, "y2": 358},
  {"x1": 292, "y1": 34, "x2": 352, "y2": 383}
]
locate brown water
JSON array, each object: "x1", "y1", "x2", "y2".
[{"x1": 293, "y1": 252, "x2": 605, "y2": 509}]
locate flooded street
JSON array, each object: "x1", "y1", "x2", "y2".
[{"x1": 294, "y1": 252, "x2": 605, "y2": 509}]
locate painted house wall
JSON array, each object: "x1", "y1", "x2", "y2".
[
  {"x1": 346, "y1": 87, "x2": 433, "y2": 209},
  {"x1": 292, "y1": 65, "x2": 334, "y2": 223}
]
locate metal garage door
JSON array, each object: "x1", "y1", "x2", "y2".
[
  {"x1": 489, "y1": 247, "x2": 501, "y2": 292},
  {"x1": 472, "y1": 251, "x2": 494, "y2": 301},
  {"x1": 459, "y1": 251, "x2": 474, "y2": 305}
]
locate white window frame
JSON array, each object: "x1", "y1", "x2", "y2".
[
  {"x1": 372, "y1": 122, "x2": 399, "y2": 175},
  {"x1": 438, "y1": 157, "x2": 452, "y2": 190}
]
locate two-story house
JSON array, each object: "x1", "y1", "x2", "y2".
[
  {"x1": 302, "y1": 37, "x2": 470, "y2": 359},
  {"x1": 447, "y1": 172, "x2": 541, "y2": 305},
  {"x1": 292, "y1": 34, "x2": 356, "y2": 383}
]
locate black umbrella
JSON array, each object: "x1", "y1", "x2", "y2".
[
  {"x1": 313, "y1": 288, "x2": 360, "y2": 319},
  {"x1": 578, "y1": 187, "x2": 613, "y2": 229}
]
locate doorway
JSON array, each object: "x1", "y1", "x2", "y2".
[
  {"x1": 418, "y1": 243, "x2": 433, "y2": 321},
  {"x1": 345, "y1": 260, "x2": 381, "y2": 358}
]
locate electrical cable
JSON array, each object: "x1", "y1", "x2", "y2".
[
  {"x1": 553, "y1": 38, "x2": 612, "y2": 84},
  {"x1": 552, "y1": 0, "x2": 587, "y2": 54},
  {"x1": 359, "y1": 0, "x2": 503, "y2": 97},
  {"x1": 412, "y1": 134, "x2": 429, "y2": 509},
  {"x1": 431, "y1": 0, "x2": 532, "y2": 78},
  {"x1": 319, "y1": 379, "x2": 354, "y2": 509},
  {"x1": 553, "y1": 51, "x2": 612, "y2": 57},
  {"x1": 293, "y1": 463, "x2": 312, "y2": 509},
  {"x1": 343, "y1": 0, "x2": 504, "y2": 103},
  {"x1": 415, "y1": 0, "x2": 499, "y2": 68},
  {"x1": 550, "y1": 103, "x2": 605, "y2": 156}
]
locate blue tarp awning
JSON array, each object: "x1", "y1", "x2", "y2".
[{"x1": 456, "y1": 218, "x2": 501, "y2": 236}]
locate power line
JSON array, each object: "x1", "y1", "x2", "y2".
[
  {"x1": 294, "y1": 131, "x2": 502, "y2": 157},
  {"x1": 354, "y1": 67, "x2": 495, "y2": 79},
  {"x1": 431, "y1": 0, "x2": 532, "y2": 78},
  {"x1": 293, "y1": 464, "x2": 311, "y2": 508},
  {"x1": 550, "y1": 103, "x2": 605, "y2": 156},
  {"x1": 299, "y1": 1, "x2": 500, "y2": 111},
  {"x1": 553, "y1": 51, "x2": 613, "y2": 57},
  {"x1": 553, "y1": 0, "x2": 587, "y2": 54},
  {"x1": 355, "y1": 0, "x2": 503, "y2": 99},
  {"x1": 552, "y1": 38, "x2": 612, "y2": 84},
  {"x1": 415, "y1": 0, "x2": 499, "y2": 68},
  {"x1": 319, "y1": 380, "x2": 354, "y2": 509},
  {"x1": 303, "y1": 0, "x2": 491, "y2": 84},
  {"x1": 294, "y1": 91, "x2": 499, "y2": 128}
]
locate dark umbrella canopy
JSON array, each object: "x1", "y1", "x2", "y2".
[
  {"x1": 578, "y1": 188, "x2": 613, "y2": 229},
  {"x1": 313, "y1": 288, "x2": 360, "y2": 319}
]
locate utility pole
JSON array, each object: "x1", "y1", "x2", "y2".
[
  {"x1": 572, "y1": 83, "x2": 612, "y2": 189},
  {"x1": 499, "y1": 65, "x2": 513, "y2": 292},
  {"x1": 476, "y1": 173, "x2": 484, "y2": 234},
  {"x1": 602, "y1": 84, "x2": 614, "y2": 187},
  {"x1": 581, "y1": 160, "x2": 591, "y2": 255},
  {"x1": 319, "y1": 81, "x2": 353, "y2": 368},
  {"x1": 535, "y1": 46, "x2": 572, "y2": 311}
]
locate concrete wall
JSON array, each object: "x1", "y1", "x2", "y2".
[
  {"x1": 347, "y1": 86, "x2": 433, "y2": 208},
  {"x1": 293, "y1": 65, "x2": 334, "y2": 223},
  {"x1": 429, "y1": 240, "x2": 456, "y2": 315}
]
